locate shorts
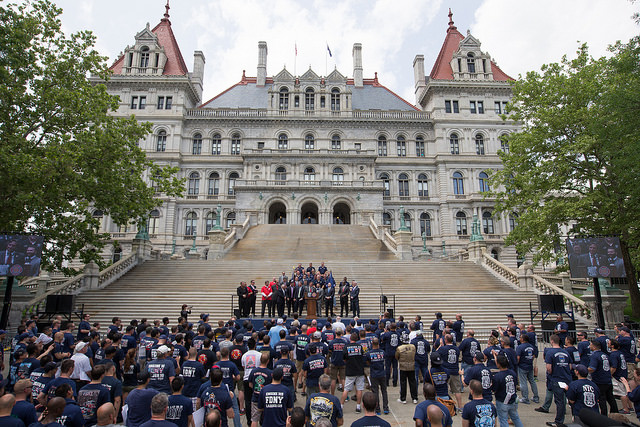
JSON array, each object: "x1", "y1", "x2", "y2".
[
  {"x1": 295, "y1": 360, "x2": 304, "y2": 374},
  {"x1": 628, "y1": 363, "x2": 637, "y2": 380},
  {"x1": 236, "y1": 376, "x2": 244, "y2": 392},
  {"x1": 251, "y1": 401, "x2": 261, "y2": 423},
  {"x1": 612, "y1": 377, "x2": 626, "y2": 397},
  {"x1": 448, "y1": 375, "x2": 463, "y2": 394},
  {"x1": 345, "y1": 375, "x2": 365, "y2": 392},
  {"x1": 330, "y1": 365, "x2": 345, "y2": 381}
]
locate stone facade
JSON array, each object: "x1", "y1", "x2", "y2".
[{"x1": 92, "y1": 7, "x2": 521, "y2": 265}]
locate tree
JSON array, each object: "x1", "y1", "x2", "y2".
[
  {"x1": 490, "y1": 39, "x2": 640, "y2": 316},
  {"x1": 0, "y1": 1, "x2": 183, "y2": 273}
]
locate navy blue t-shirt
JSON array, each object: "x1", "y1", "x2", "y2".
[
  {"x1": 258, "y1": 383, "x2": 293, "y2": 427},
  {"x1": 77, "y1": 383, "x2": 111, "y2": 426},
  {"x1": 249, "y1": 367, "x2": 273, "y2": 403},
  {"x1": 365, "y1": 348, "x2": 386, "y2": 379},
  {"x1": 43, "y1": 377, "x2": 77, "y2": 399},
  {"x1": 430, "y1": 319, "x2": 446, "y2": 342},
  {"x1": 588, "y1": 350, "x2": 612, "y2": 384},
  {"x1": 181, "y1": 360, "x2": 206, "y2": 397},
  {"x1": 199, "y1": 385, "x2": 233, "y2": 427},
  {"x1": 427, "y1": 367, "x2": 449, "y2": 398},
  {"x1": 516, "y1": 342, "x2": 535, "y2": 372},
  {"x1": 304, "y1": 392, "x2": 343, "y2": 427},
  {"x1": 545, "y1": 348, "x2": 572, "y2": 384},
  {"x1": 328, "y1": 338, "x2": 348, "y2": 366},
  {"x1": 295, "y1": 334, "x2": 310, "y2": 361},
  {"x1": 0, "y1": 415, "x2": 25, "y2": 427},
  {"x1": 147, "y1": 358, "x2": 176, "y2": 393},
  {"x1": 273, "y1": 358, "x2": 297, "y2": 387},
  {"x1": 610, "y1": 350, "x2": 628, "y2": 381},
  {"x1": 351, "y1": 415, "x2": 391, "y2": 427},
  {"x1": 464, "y1": 363, "x2": 493, "y2": 401},
  {"x1": 11, "y1": 400, "x2": 37, "y2": 427},
  {"x1": 303, "y1": 354, "x2": 328, "y2": 388},
  {"x1": 577, "y1": 340, "x2": 592, "y2": 366},
  {"x1": 413, "y1": 400, "x2": 453, "y2": 427},
  {"x1": 492, "y1": 369, "x2": 518, "y2": 404},
  {"x1": 217, "y1": 360, "x2": 240, "y2": 391},
  {"x1": 167, "y1": 394, "x2": 194, "y2": 427},
  {"x1": 459, "y1": 337, "x2": 480, "y2": 365},
  {"x1": 437, "y1": 344, "x2": 460, "y2": 376},
  {"x1": 125, "y1": 388, "x2": 159, "y2": 427},
  {"x1": 461, "y1": 399, "x2": 497, "y2": 425},
  {"x1": 411, "y1": 337, "x2": 430, "y2": 365},
  {"x1": 58, "y1": 398, "x2": 85, "y2": 427},
  {"x1": 381, "y1": 331, "x2": 399, "y2": 357},
  {"x1": 566, "y1": 378, "x2": 600, "y2": 416}
]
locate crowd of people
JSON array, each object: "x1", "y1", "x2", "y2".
[
  {"x1": 236, "y1": 263, "x2": 361, "y2": 319},
  {"x1": 2, "y1": 309, "x2": 640, "y2": 426}
]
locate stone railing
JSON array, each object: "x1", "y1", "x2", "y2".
[
  {"x1": 186, "y1": 109, "x2": 431, "y2": 121},
  {"x1": 223, "y1": 228, "x2": 237, "y2": 250},
  {"x1": 24, "y1": 252, "x2": 139, "y2": 314},
  {"x1": 383, "y1": 231, "x2": 397, "y2": 251},
  {"x1": 480, "y1": 252, "x2": 592, "y2": 321},
  {"x1": 440, "y1": 249, "x2": 470, "y2": 262}
]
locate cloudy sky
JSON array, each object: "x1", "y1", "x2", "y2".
[{"x1": 53, "y1": 0, "x2": 639, "y2": 105}]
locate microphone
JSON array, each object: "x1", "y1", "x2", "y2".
[{"x1": 578, "y1": 408, "x2": 640, "y2": 427}]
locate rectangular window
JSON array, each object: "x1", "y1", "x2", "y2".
[
  {"x1": 477, "y1": 101, "x2": 484, "y2": 114},
  {"x1": 494, "y1": 101, "x2": 502, "y2": 114},
  {"x1": 445, "y1": 100, "x2": 452, "y2": 113},
  {"x1": 378, "y1": 141, "x2": 387, "y2": 157},
  {"x1": 157, "y1": 96, "x2": 165, "y2": 109},
  {"x1": 138, "y1": 96, "x2": 146, "y2": 109},
  {"x1": 470, "y1": 101, "x2": 476, "y2": 114},
  {"x1": 397, "y1": 141, "x2": 406, "y2": 157},
  {"x1": 416, "y1": 141, "x2": 425, "y2": 157},
  {"x1": 453, "y1": 101, "x2": 459, "y2": 113},
  {"x1": 502, "y1": 101, "x2": 509, "y2": 113},
  {"x1": 320, "y1": 96, "x2": 326, "y2": 108},
  {"x1": 257, "y1": 142, "x2": 265, "y2": 150},
  {"x1": 294, "y1": 96, "x2": 300, "y2": 108},
  {"x1": 354, "y1": 143, "x2": 361, "y2": 150},
  {"x1": 131, "y1": 96, "x2": 138, "y2": 109},
  {"x1": 165, "y1": 96, "x2": 172, "y2": 109}
]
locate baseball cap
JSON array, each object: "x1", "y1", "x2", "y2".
[
  {"x1": 400, "y1": 334, "x2": 410, "y2": 344},
  {"x1": 313, "y1": 331, "x2": 321, "y2": 339},
  {"x1": 621, "y1": 326, "x2": 631, "y2": 334},
  {"x1": 575, "y1": 365, "x2": 588, "y2": 377},
  {"x1": 506, "y1": 314, "x2": 514, "y2": 318},
  {"x1": 435, "y1": 312, "x2": 442, "y2": 317},
  {"x1": 18, "y1": 333, "x2": 30, "y2": 341},
  {"x1": 157, "y1": 345, "x2": 171, "y2": 354},
  {"x1": 277, "y1": 318, "x2": 284, "y2": 325},
  {"x1": 594, "y1": 328, "x2": 605, "y2": 334},
  {"x1": 474, "y1": 352, "x2": 485, "y2": 362},
  {"x1": 159, "y1": 334, "x2": 168, "y2": 340},
  {"x1": 74, "y1": 342, "x2": 87, "y2": 352},
  {"x1": 430, "y1": 353, "x2": 443, "y2": 366}
]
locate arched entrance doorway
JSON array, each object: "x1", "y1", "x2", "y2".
[
  {"x1": 268, "y1": 201, "x2": 287, "y2": 224},
  {"x1": 301, "y1": 202, "x2": 318, "y2": 224},
  {"x1": 333, "y1": 202, "x2": 351, "y2": 224}
]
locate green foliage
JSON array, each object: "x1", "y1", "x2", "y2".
[
  {"x1": 0, "y1": 1, "x2": 183, "y2": 272},
  {"x1": 490, "y1": 38, "x2": 640, "y2": 313}
]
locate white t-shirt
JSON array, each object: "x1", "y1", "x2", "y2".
[
  {"x1": 70, "y1": 353, "x2": 92, "y2": 381},
  {"x1": 241, "y1": 350, "x2": 262, "y2": 381}
]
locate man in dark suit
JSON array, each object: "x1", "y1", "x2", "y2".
[
  {"x1": 295, "y1": 281, "x2": 307, "y2": 316},
  {"x1": 605, "y1": 248, "x2": 626, "y2": 277},
  {"x1": 0, "y1": 239, "x2": 23, "y2": 267},
  {"x1": 339, "y1": 278, "x2": 350, "y2": 317},
  {"x1": 580, "y1": 243, "x2": 603, "y2": 277},
  {"x1": 350, "y1": 281, "x2": 360, "y2": 318}
]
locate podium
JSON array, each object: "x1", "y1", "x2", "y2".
[{"x1": 305, "y1": 294, "x2": 318, "y2": 319}]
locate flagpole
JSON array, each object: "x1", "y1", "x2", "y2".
[
  {"x1": 325, "y1": 43, "x2": 328, "y2": 76},
  {"x1": 294, "y1": 42, "x2": 297, "y2": 77}
]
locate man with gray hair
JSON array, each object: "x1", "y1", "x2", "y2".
[
  {"x1": 305, "y1": 374, "x2": 343, "y2": 427},
  {"x1": 139, "y1": 392, "x2": 174, "y2": 427}
]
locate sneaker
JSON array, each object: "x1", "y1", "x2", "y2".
[
  {"x1": 534, "y1": 407, "x2": 549, "y2": 413},
  {"x1": 518, "y1": 398, "x2": 530, "y2": 404},
  {"x1": 356, "y1": 405, "x2": 361, "y2": 413},
  {"x1": 337, "y1": 384, "x2": 343, "y2": 391},
  {"x1": 383, "y1": 409, "x2": 389, "y2": 415},
  {"x1": 352, "y1": 394, "x2": 357, "y2": 401},
  {"x1": 397, "y1": 398, "x2": 407, "y2": 404},
  {"x1": 532, "y1": 397, "x2": 540, "y2": 403},
  {"x1": 376, "y1": 410, "x2": 381, "y2": 415},
  {"x1": 545, "y1": 423, "x2": 567, "y2": 427},
  {"x1": 412, "y1": 399, "x2": 418, "y2": 404},
  {"x1": 298, "y1": 383, "x2": 303, "y2": 389},
  {"x1": 345, "y1": 396, "x2": 349, "y2": 402}
]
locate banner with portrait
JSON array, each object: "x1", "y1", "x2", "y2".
[
  {"x1": 0, "y1": 234, "x2": 44, "y2": 277},
  {"x1": 566, "y1": 237, "x2": 626, "y2": 279}
]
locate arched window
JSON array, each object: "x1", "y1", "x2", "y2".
[
  {"x1": 188, "y1": 172, "x2": 200, "y2": 195},
  {"x1": 192, "y1": 133, "x2": 202, "y2": 155},
  {"x1": 491, "y1": 249, "x2": 499, "y2": 260},
  {"x1": 456, "y1": 211, "x2": 468, "y2": 235},
  {"x1": 304, "y1": 167, "x2": 315, "y2": 182},
  {"x1": 482, "y1": 211, "x2": 494, "y2": 234},
  {"x1": 205, "y1": 211, "x2": 216, "y2": 233},
  {"x1": 331, "y1": 134, "x2": 341, "y2": 150},
  {"x1": 418, "y1": 173, "x2": 428, "y2": 197},
  {"x1": 380, "y1": 173, "x2": 390, "y2": 197},
  {"x1": 208, "y1": 172, "x2": 220, "y2": 196},
  {"x1": 453, "y1": 172, "x2": 464, "y2": 195},
  {"x1": 278, "y1": 133, "x2": 288, "y2": 150},
  {"x1": 397, "y1": 135, "x2": 406, "y2": 157},
  {"x1": 416, "y1": 135, "x2": 425, "y2": 157},
  {"x1": 112, "y1": 247, "x2": 122, "y2": 264},
  {"x1": 450, "y1": 133, "x2": 459, "y2": 155},
  {"x1": 331, "y1": 88, "x2": 340, "y2": 111},
  {"x1": 92, "y1": 210, "x2": 104, "y2": 231},
  {"x1": 509, "y1": 213, "x2": 518, "y2": 232},
  {"x1": 228, "y1": 172, "x2": 239, "y2": 195},
  {"x1": 305, "y1": 134, "x2": 315, "y2": 150},
  {"x1": 147, "y1": 209, "x2": 160, "y2": 235},
  {"x1": 383, "y1": 212, "x2": 392, "y2": 227},
  {"x1": 226, "y1": 212, "x2": 236, "y2": 228},
  {"x1": 378, "y1": 136, "x2": 387, "y2": 157},
  {"x1": 500, "y1": 138, "x2": 509, "y2": 153},
  {"x1": 275, "y1": 166, "x2": 286, "y2": 183},
  {"x1": 211, "y1": 133, "x2": 221, "y2": 155},
  {"x1": 420, "y1": 213, "x2": 432, "y2": 236},
  {"x1": 467, "y1": 52, "x2": 476, "y2": 73},
  {"x1": 403, "y1": 212, "x2": 412, "y2": 231},
  {"x1": 332, "y1": 167, "x2": 344, "y2": 185},
  {"x1": 398, "y1": 173, "x2": 409, "y2": 197},
  {"x1": 305, "y1": 87, "x2": 315, "y2": 110},
  {"x1": 231, "y1": 133, "x2": 241, "y2": 155},
  {"x1": 479, "y1": 172, "x2": 490, "y2": 193},
  {"x1": 475, "y1": 134, "x2": 485, "y2": 155},
  {"x1": 185, "y1": 212, "x2": 197, "y2": 236},
  {"x1": 139, "y1": 46, "x2": 150, "y2": 68},
  {"x1": 156, "y1": 130, "x2": 167, "y2": 152},
  {"x1": 279, "y1": 87, "x2": 289, "y2": 110}
]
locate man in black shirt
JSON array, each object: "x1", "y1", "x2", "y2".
[{"x1": 341, "y1": 332, "x2": 366, "y2": 414}]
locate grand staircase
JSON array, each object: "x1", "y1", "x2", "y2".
[{"x1": 74, "y1": 225, "x2": 543, "y2": 336}]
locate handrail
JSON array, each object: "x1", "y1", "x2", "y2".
[
  {"x1": 368, "y1": 216, "x2": 379, "y2": 236},
  {"x1": 383, "y1": 231, "x2": 397, "y2": 251},
  {"x1": 482, "y1": 253, "x2": 518, "y2": 286},
  {"x1": 25, "y1": 252, "x2": 138, "y2": 313},
  {"x1": 223, "y1": 229, "x2": 237, "y2": 248}
]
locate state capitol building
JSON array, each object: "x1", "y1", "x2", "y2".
[{"x1": 93, "y1": 5, "x2": 522, "y2": 267}]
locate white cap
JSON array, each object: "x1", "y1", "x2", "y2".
[
  {"x1": 75, "y1": 342, "x2": 87, "y2": 353},
  {"x1": 157, "y1": 345, "x2": 171, "y2": 354}
]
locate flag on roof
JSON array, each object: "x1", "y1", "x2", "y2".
[{"x1": 326, "y1": 43, "x2": 332, "y2": 57}]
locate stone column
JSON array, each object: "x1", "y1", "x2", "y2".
[
  {"x1": 517, "y1": 263, "x2": 533, "y2": 290},
  {"x1": 208, "y1": 229, "x2": 227, "y2": 261},
  {"x1": 559, "y1": 273, "x2": 573, "y2": 294},
  {"x1": 467, "y1": 241, "x2": 487, "y2": 263},
  {"x1": 36, "y1": 273, "x2": 50, "y2": 297},
  {"x1": 82, "y1": 261, "x2": 100, "y2": 290},
  {"x1": 132, "y1": 238, "x2": 152, "y2": 263},
  {"x1": 394, "y1": 230, "x2": 413, "y2": 260}
]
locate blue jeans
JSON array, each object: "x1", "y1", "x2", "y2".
[
  {"x1": 496, "y1": 400, "x2": 524, "y2": 427},
  {"x1": 518, "y1": 368, "x2": 538, "y2": 400},
  {"x1": 385, "y1": 356, "x2": 398, "y2": 386},
  {"x1": 415, "y1": 361, "x2": 428, "y2": 384},
  {"x1": 231, "y1": 389, "x2": 242, "y2": 427},
  {"x1": 461, "y1": 362, "x2": 472, "y2": 379},
  {"x1": 551, "y1": 383, "x2": 567, "y2": 424}
]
